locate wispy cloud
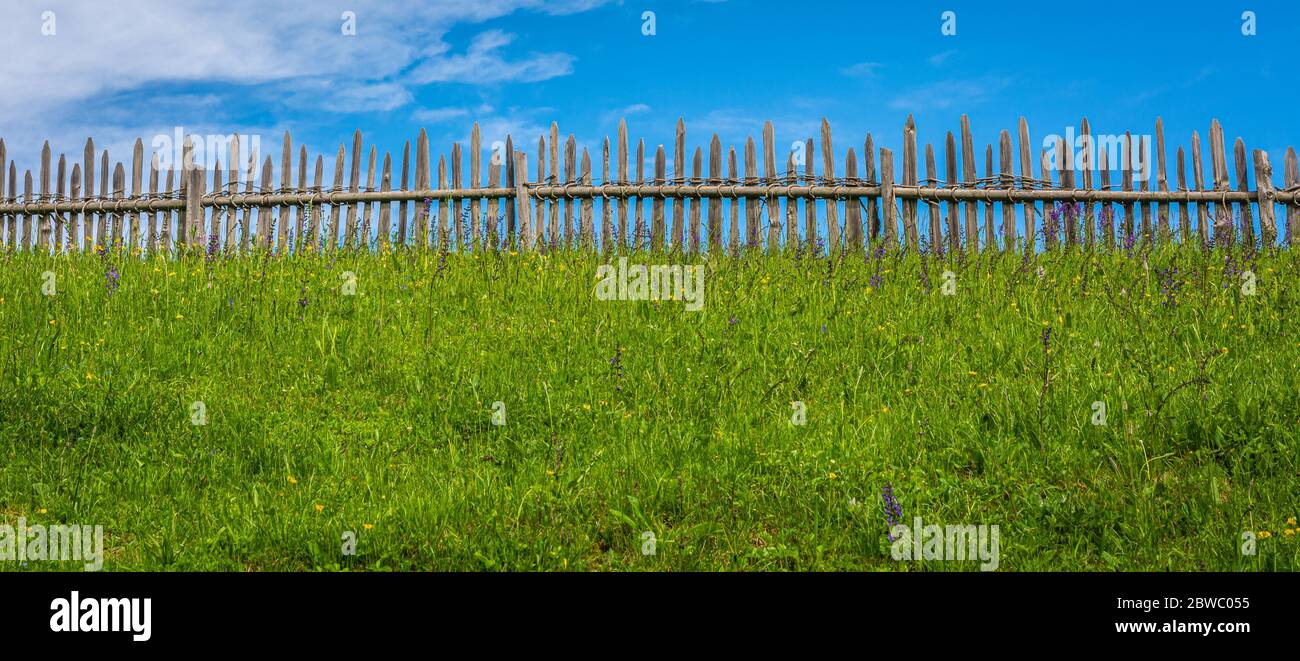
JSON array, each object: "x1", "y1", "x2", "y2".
[
  {"x1": 928, "y1": 49, "x2": 957, "y2": 67},
  {"x1": 409, "y1": 30, "x2": 575, "y2": 84},
  {"x1": 888, "y1": 77, "x2": 1011, "y2": 111},
  {"x1": 841, "y1": 62, "x2": 884, "y2": 78}
]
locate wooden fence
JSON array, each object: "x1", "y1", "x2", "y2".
[{"x1": 0, "y1": 115, "x2": 1297, "y2": 256}]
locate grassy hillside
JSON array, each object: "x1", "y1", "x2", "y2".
[{"x1": 0, "y1": 243, "x2": 1296, "y2": 570}]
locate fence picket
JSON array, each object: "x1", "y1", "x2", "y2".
[
  {"x1": 1253, "y1": 150, "x2": 1276, "y2": 247},
  {"x1": 1233, "y1": 138, "x2": 1254, "y2": 248},
  {"x1": 902, "y1": 116, "x2": 917, "y2": 252}
]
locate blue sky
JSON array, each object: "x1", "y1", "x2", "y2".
[{"x1": 3, "y1": 0, "x2": 1298, "y2": 233}]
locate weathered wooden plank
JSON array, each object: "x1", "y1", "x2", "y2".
[
  {"x1": 925, "y1": 143, "x2": 940, "y2": 250},
  {"x1": 691, "y1": 146, "x2": 702, "y2": 253},
  {"x1": 551, "y1": 123, "x2": 561, "y2": 247},
  {"x1": 1233, "y1": 138, "x2": 1254, "y2": 248},
  {"x1": 329, "y1": 144, "x2": 345, "y2": 251},
  {"x1": 804, "y1": 138, "x2": 815, "y2": 251},
  {"x1": 744, "y1": 136, "x2": 758, "y2": 249},
  {"x1": 1080, "y1": 118, "x2": 1094, "y2": 248},
  {"x1": 361, "y1": 146, "x2": 376, "y2": 249},
  {"x1": 242, "y1": 141, "x2": 259, "y2": 252},
  {"x1": 634, "y1": 138, "x2": 645, "y2": 250},
  {"x1": 617, "y1": 119, "x2": 628, "y2": 250},
  {"x1": 258, "y1": 156, "x2": 273, "y2": 250},
  {"x1": 535, "y1": 136, "x2": 545, "y2": 249},
  {"x1": 226, "y1": 135, "x2": 240, "y2": 252},
  {"x1": 1191, "y1": 131, "x2": 1209, "y2": 248},
  {"x1": 210, "y1": 157, "x2": 223, "y2": 251},
  {"x1": 865, "y1": 134, "x2": 879, "y2": 244},
  {"x1": 470, "y1": 123, "x2": 481, "y2": 249},
  {"x1": 1209, "y1": 120, "x2": 1231, "y2": 246},
  {"x1": 127, "y1": 140, "x2": 142, "y2": 249},
  {"x1": 1139, "y1": 136, "x2": 1151, "y2": 246},
  {"x1": 39, "y1": 143, "x2": 51, "y2": 250},
  {"x1": 960, "y1": 115, "x2": 977, "y2": 252},
  {"x1": 533, "y1": 135, "x2": 543, "y2": 248},
  {"x1": 55, "y1": 154, "x2": 66, "y2": 251},
  {"x1": 902, "y1": 115, "x2": 917, "y2": 252},
  {"x1": 1098, "y1": 146, "x2": 1112, "y2": 249},
  {"x1": 821, "y1": 118, "x2": 839, "y2": 253},
  {"x1": 7, "y1": 162, "x2": 15, "y2": 250},
  {"x1": 21, "y1": 171, "x2": 32, "y2": 250},
  {"x1": 98, "y1": 150, "x2": 109, "y2": 248},
  {"x1": 451, "y1": 142, "x2": 463, "y2": 249},
  {"x1": 278, "y1": 131, "x2": 292, "y2": 251},
  {"x1": 82, "y1": 140, "x2": 95, "y2": 250},
  {"x1": 763, "y1": 122, "x2": 778, "y2": 251},
  {"x1": 1058, "y1": 135, "x2": 1074, "y2": 247},
  {"x1": 602, "y1": 137, "x2": 612, "y2": 250},
  {"x1": 485, "y1": 150, "x2": 499, "y2": 249},
  {"x1": 1253, "y1": 150, "x2": 1276, "y2": 247},
  {"x1": 295, "y1": 145, "x2": 308, "y2": 251},
  {"x1": 436, "y1": 155, "x2": 447, "y2": 250},
  {"x1": 880, "y1": 148, "x2": 896, "y2": 251},
  {"x1": 415, "y1": 129, "x2": 429, "y2": 248},
  {"x1": 1155, "y1": 118, "x2": 1169, "y2": 243},
  {"x1": 946, "y1": 131, "x2": 960, "y2": 253},
  {"x1": 709, "y1": 135, "x2": 722, "y2": 253},
  {"x1": 0, "y1": 140, "x2": 5, "y2": 249},
  {"x1": 397, "y1": 141, "x2": 410, "y2": 247},
  {"x1": 785, "y1": 150, "x2": 797, "y2": 251},
  {"x1": 1121, "y1": 132, "x2": 1134, "y2": 245},
  {"x1": 345, "y1": 130, "x2": 362, "y2": 248},
  {"x1": 673, "y1": 118, "x2": 685, "y2": 253},
  {"x1": 564, "y1": 135, "x2": 576, "y2": 248},
  {"x1": 1286, "y1": 148, "x2": 1298, "y2": 246},
  {"x1": 652, "y1": 146, "x2": 666, "y2": 251},
  {"x1": 580, "y1": 148, "x2": 593, "y2": 249},
  {"x1": 845, "y1": 148, "x2": 862, "y2": 250},
  {"x1": 164, "y1": 167, "x2": 175, "y2": 253},
  {"x1": 985, "y1": 144, "x2": 996, "y2": 250},
  {"x1": 183, "y1": 166, "x2": 202, "y2": 253},
  {"x1": 999, "y1": 131, "x2": 1015, "y2": 250},
  {"x1": 1176, "y1": 147, "x2": 1190, "y2": 246},
  {"x1": 728, "y1": 145, "x2": 739, "y2": 253},
  {"x1": 514, "y1": 150, "x2": 531, "y2": 251},
  {"x1": 379, "y1": 152, "x2": 393, "y2": 249},
  {"x1": 70, "y1": 164, "x2": 82, "y2": 253},
  {"x1": 1017, "y1": 118, "x2": 1034, "y2": 251},
  {"x1": 310, "y1": 155, "x2": 323, "y2": 253},
  {"x1": 505, "y1": 136, "x2": 516, "y2": 246},
  {"x1": 112, "y1": 162, "x2": 127, "y2": 246}
]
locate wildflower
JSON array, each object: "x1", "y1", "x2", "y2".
[
  {"x1": 1288, "y1": 517, "x2": 1297, "y2": 526},
  {"x1": 287, "y1": 476, "x2": 298, "y2": 485},
  {"x1": 828, "y1": 472, "x2": 838, "y2": 480},
  {"x1": 314, "y1": 504, "x2": 325, "y2": 512},
  {"x1": 363, "y1": 523, "x2": 373, "y2": 530},
  {"x1": 882, "y1": 483, "x2": 904, "y2": 541}
]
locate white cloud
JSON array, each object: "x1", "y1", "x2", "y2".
[
  {"x1": 0, "y1": 0, "x2": 609, "y2": 173},
  {"x1": 409, "y1": 30, "x2": 575, "y2": 84},
  {"x1": 928, "y1": 50, "x2": 958, "y2": 67},
  {"x1": 413, "y1": 107, "x2": 472, "y2": 123},
  {"x1": 841, "y1": 62, "x2": 884, "y2": 78},
  {"x1": 888, "y1": 77, "x2": 1011, "y2": 111}
]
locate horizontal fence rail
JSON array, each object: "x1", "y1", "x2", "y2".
[{"x1": 1, "y1": 115, "x2": 1298, "y2": 256}]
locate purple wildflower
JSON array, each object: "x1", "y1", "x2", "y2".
[{"x1": 882, "y1": 483, "x2": 904, "y2": 541}]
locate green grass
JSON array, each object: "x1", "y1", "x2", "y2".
[{"x1": 0, "y1": 241, "x2": 1297, "y2": 571}]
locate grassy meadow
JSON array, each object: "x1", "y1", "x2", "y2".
[{"x1": 0, "y1": 240, "x2": 1297, "y2": 571}]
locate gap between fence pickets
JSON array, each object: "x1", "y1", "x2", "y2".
[{"x1": 0, "y1": 117, "x2": 1296, "y2": 252}]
